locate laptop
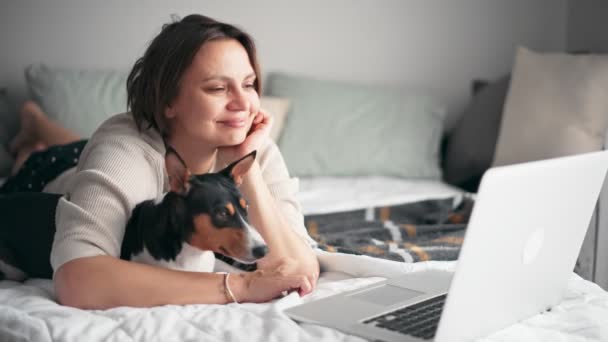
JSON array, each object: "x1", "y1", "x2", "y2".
[{"x1": 285, "y1": 151, "x2": 608, "y2": 342}]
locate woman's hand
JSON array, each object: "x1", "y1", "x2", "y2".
[
  {"x1": 256, "y1": 240, "x2": 320, "y2": 291},
  {"x1": 230, "y1": 269, "x2": 313, "y2": 303},
  {"x1": 216, "y1": 108, "x2": 273, "y2": 167}
]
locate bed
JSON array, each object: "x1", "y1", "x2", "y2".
[
  {"x1": 2, "y1": 51, "x2": 608, "y2": 341},
  {"x1": 1, "y1": 180, "x2": 608, "y2": 342}
]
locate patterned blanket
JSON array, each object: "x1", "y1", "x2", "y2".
[
  {"x1": 215, "y1": 196, "x2": 474, "y2": 270},
  {"x1": 304, "y1": 196, "x2": 475, "y2": 263}
]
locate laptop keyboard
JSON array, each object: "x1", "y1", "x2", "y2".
[{"x1": 362, "y1": 294, "x2": 447, "y2": 340}]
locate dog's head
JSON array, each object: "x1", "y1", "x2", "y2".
[{"x1": 127, "y1": 149, "x2": 268, "y2": 264}]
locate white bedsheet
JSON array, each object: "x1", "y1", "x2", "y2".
[
  {"x1": 297, "y1": 176, "x2": 464, "y2": 215},
  {"x1": 2, "y1": 178, "x2": 607, "y2": 341},
  {"x1": 1, "y1": 251, "x2": 607, "y2": 342}
]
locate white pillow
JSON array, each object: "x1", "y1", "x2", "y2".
[
  {"x1": 259, "y1": 96, "x2": 290, "y2": 142},
  {"x1": 493, "y1": 47, "x2": 608, "y2": 166}
]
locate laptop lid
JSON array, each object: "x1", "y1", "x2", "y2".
[{"x1": 434, "y1": 151, "x2": 608, "y2": 341}]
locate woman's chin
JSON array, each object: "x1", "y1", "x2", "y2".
[{"x1": 220, "y1": 133, "x2": 248, "y2": 146}]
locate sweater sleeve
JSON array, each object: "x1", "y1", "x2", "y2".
[
  {"x1": 50, "y1": 136, "x2": 164, "y2": 273},
  {"x1": 257, "y1": 139, "x2": 317, "y2": 247}
]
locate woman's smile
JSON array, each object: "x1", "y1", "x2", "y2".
[{"x1": 218, "y1": 118, "x2": 248, "y2": 128}]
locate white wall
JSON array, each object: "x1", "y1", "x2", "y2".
[
  {"x1": 0, "y1": 0, "x2": 567, "y2": 130},
  {"x1": 567, "y1": 0, "x2": 608, "y2": 53}
]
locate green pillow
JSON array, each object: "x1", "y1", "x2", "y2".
[
  {"x1": 25, "y1": 64, "x2": 128, "y2": 137},
  {"x1": 267, "y1": 73, "x2": 446, "y2": 179}
]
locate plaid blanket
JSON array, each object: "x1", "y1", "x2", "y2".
[{"x1": 305, "y1": 196, "x2": 474, "y2": 263}]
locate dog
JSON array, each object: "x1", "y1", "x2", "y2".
[
  {"x1": 0, "y1": 148, "x2": 267, "y2": 281},
  {"x1": 122, "y1": 148, "x2": 268, "y2": 271}
]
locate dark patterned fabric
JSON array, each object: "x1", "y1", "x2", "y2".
[
  {"x1": 0, "y1": 140, "x2": 88, "y2": 194},
  {"x1": 219, "y1": 196, "x2": 474, "y2": 271},
  {"x1": 305, "y1": 197, "x2": 474, "y2": 262}
]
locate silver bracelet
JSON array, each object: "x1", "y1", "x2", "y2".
[{"x1": 223, "y1": 273, "x2": 239, "y2": 304}]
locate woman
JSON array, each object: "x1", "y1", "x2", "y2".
[{"x1": 4, "y1": 14, "x2": 319, "y2": 308}]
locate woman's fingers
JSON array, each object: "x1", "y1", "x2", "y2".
[
  {"x1": 242, "y1": 270, "x2": 315, "y2": 302},
  {"x1": 254, "y1": 112, "x2": 264, "y2": 124},
  {"x1": 274, "y1": 274, "x2": 310, "y2": 297},
  {"x1": 292, "y1": 275, "x2": 312, "y2": 296},
  {"x1": 253, "y1": 109, "x2": 272, "y2": 130},
  {"x1": 308, "y1": 272, "x2": 319, "y2": 290},
  {"x1": 258, "y1": 255, "x2": 319, "y2": 291},
  {"x1": 243, "y1": 110, "x2": 272, "y2": 148}
]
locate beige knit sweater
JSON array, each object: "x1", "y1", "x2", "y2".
[{"x1": 48, "y1": 112, "x2": 311, "y2": 273}]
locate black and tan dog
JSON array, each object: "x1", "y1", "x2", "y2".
[{"x1": 0, "y1": 149, "x2": 267, "y2": 281}]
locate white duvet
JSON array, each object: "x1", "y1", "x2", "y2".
[
  {"x1": 2, "y1": 178, "x2": 607, "y2": 341},
  {"x1": 1, "y1": 251, "x2": 607, "y2": 342},
  {"x1": 297, "y1": 176, "x2": 464, "y2": 215}
]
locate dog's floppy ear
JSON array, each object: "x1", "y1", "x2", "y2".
[
  {"x1": 219, "y1": 150, "x2": 257, "y2": 186},
  {"x1": 165, "y1": 146, "x2": 191, "y2": 193},
  {"x1": 133, "y1": 193, "x2": 192, "y2": 261}
]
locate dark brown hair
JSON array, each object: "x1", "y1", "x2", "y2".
[{"x1": 127, "y1": 14, "x2": 261, "y2": 135}]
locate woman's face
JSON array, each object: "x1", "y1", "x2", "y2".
[{"x1": 165, "y1": 38, "x2": 260, "y2": 147}]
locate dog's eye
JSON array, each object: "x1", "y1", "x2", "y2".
[{"x1": 216, "y1": 207, "x2": 231, "y2": 219}]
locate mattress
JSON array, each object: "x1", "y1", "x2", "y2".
[
  {"x1": 1, "y1": 177, "x2": 607, "y2": 341},
  {"x1": 1, "y1": 257, "x2": 607, "y2": 342},
  {"x1": 297, "y1": 176, "x2": 465, "y2": 215}
]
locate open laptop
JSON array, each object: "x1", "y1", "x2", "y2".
[{"x1": 285, "y1": 150, "x2": 608, "y2": 342}]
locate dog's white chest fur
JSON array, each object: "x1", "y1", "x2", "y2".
[{"x1": 130, "y1": 242, "x2": 215, "y2": 272}]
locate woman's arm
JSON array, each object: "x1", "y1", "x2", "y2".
[
  {"x1": 50, "y1": 131, "x2": 310, "y2": 309},
  {"x1": 216, "y1": 109, "x2": 320, "y2": 288},
  {"x1": 55, "y1": 255, "x2": 227, "y2": 308},
  {"x1": 239, "y1": 161, "x2": 320, "y2": 287},
  {"x1": 55, "y1": 255, "x2": 312, "y2": 309}
]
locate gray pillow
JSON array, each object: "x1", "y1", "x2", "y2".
[
  {"x1": 267, "y1": 73, "x2": 446, "y2": 179},
  {"x1": 493, "y1": 47, "x2": 608, "y2": 167},
  {"x1": 443, "y1": 75, "x2": 510, "y2": 191},
  {"x1": 25, "y1": 64, "x2": 128, "y2": 138}
]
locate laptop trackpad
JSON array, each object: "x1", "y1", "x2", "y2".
[{"x1": 349, "y1": 285, "x2": 424, "y2": 306}]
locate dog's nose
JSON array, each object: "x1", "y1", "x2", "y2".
[{"x1": 252, "y1": 245, "x2": 268, "y2": 259}]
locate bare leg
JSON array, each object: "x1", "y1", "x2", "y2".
[
  {"x1": 8, "y1": 101, "x2": 81, "y2": 175},
  {"x1": 9, "y1": 101, "x2": 80, "y2": 156},
  {"x1": 10, "y1": 142, "x2": 47, "y2": 176}
]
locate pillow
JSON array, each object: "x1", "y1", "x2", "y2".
[
  {"x1": 267, "y1": 73, "x2": 446, "y2": 179},
  {"x1": 25, "y1": 64, "x2": 292, "y2": 143},
  {"x1": 443, "y1": 75, "x2": 510, "y2": 191},
  {"x1": 25, "y1": 64, "x2": 128, "y2": 138},
  {"x1": 259, "y1": 96, "x2": 290, "y2": 142},
  {"x1": 0, "y1": 90, "x2": 15, "y2": 176},
  {"x1": 493, "y1": 47, "x2": 608, "y2": 166}
]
